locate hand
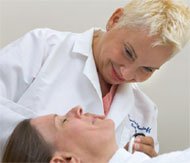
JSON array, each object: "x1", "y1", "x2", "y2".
[{"x1": 125, "y1": 136, "x2": 158, "y2": 158}]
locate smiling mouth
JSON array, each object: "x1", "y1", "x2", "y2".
[{"x1": 112, "y1": 65, "x2": 125, "y2": 82}]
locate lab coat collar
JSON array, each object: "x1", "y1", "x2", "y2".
[
  {"x1": 106, "y1": 83, "x2": 135, "y2": 129},
  {"x1": 83, "y1": 50, "x2": 103, "y2": 102},
  {"x1": 72, "y1": 28, "x2": 97, "y2": 57},
  {"x1": 72, "y1": 28, "x2": 103, "y2": 103}
]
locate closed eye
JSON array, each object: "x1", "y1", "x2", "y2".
[
  {"x1": 124, "y1": 43, "x2": 136, "y2": 61},
  {"x1": 143, "y1": 67, "x2": 153, "y2": 73},
  {"x1": 125, "y1": 47, "x2": 133, "y2": 58},
  {"x1": 62, "y1": 118, "x2": 68, "y2": 124}
]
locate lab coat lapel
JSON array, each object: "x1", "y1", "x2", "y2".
[
  {"x1": 83, "y1": 52, "x2": 102, "y2": 101},
  {"x1": 106, "y1": 83, "x2": 135, "y2": 129},
  {"x1": 73, "y1": 28, "x2": 103, "y2": 102}
]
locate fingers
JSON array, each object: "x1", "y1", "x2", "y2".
[
  {"x1": 135, "y1": 136, "x2": 154, "y2": 147},
  {"x1": 134, "y1": 136, "x2": 157, "y2": 157},
  {"x1": 124, "y1": 142, "x2": 129, "y2": 150},
  {"x1": 124, "y1": 136, "x2": 158, "y2": 157},
  {"x1": 133, "y1": 142, "x2": 158, "y2": 157}
]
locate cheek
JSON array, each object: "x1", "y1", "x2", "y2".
[
  {"x1": 65, "y1": 123, "x2": 89, "y2": 139},
  {"x1": 136, "y1": 71, "x2": 153, "y2": 82},
  {"x1": 56, "y1": 126, "x2": 84, "y2": 147},
  {"x1": 102, "y1": 44, "x2": 123, "y2": 63}
]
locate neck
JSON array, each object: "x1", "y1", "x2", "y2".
[
  {"x1": 80, "y1": 146, "x2": 118, "y2": 163},
  {"x1": 92, "y1": 30, "x2": 111, "y2": 97},
  {"x1": 98, "y1": 72, "x2": 112, "y2": 97},
  {"x1": 78, "y1": 136, "x2": 118, "y2": 163}
]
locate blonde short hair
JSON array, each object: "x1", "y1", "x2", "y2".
[{"x1": 115, "y1": 0, "x2": 190, "y2": 55}]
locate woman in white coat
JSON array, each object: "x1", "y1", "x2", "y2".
[{"x1": 0, "y1": 0, "x2": 190, "y2": 158}]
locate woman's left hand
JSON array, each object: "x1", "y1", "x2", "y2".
[{"x1": 125, "y1": 136, "x2": 158, "y2": 158}]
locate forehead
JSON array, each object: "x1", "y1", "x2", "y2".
[
  {"x1": 30, "y1": 114, "x2": 57, "y2": 142},
  {"x1": 120, "y1": 27, "x2": 157, "y2": 46},
  {"x1": 31, "y1": 114, "x2": 55, "y2": 126}
]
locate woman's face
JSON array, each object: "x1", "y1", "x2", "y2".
[
  {"x1": 30, "y1": 106, "x2": 117, "y2": 160},
  {"x1": 93, "y1": 10, "x2": 173, "y2": 85}
]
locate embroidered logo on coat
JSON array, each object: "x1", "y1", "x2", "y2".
[{"x1": 128, "y1": 115, "x2": 151, "y2": 134}]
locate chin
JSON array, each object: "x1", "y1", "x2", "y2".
[
  {"x1": 104, "y1": 119, "x2": 115, "y2": 129},
  {"x1": 105, "y1": 76, "x2": 118, "y2": 85}
]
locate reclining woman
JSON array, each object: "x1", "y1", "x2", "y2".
[
  {"x1": 2, "y1": 106, "x2": 190, "y2": 163},
  {"x1": 2, "y1": 106, "x2": 120, "y2": 163}
]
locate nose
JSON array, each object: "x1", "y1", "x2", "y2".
[
  {"x1": 120, "y1": 66, "x2": 135, "y2": 81},
  {"x1": 67, "y1": 106, "x2": 83, "y2": 118}
]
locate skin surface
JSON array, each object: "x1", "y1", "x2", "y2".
[{"x1": 31, "y1": 106, "x2": 118, "y2": 163}]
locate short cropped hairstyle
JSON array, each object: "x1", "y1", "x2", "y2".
[{"x1": 115, "y1": 0, "x2": 190, "y2": 55}]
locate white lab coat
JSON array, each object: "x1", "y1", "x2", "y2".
[
  {"x1": 0, "y1": 28, "x2": 158, "y2": 158},
  {"x1": 109, "y1": 148, "x2": 190, "y2": 163}
]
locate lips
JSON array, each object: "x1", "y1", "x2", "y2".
[{"x1": 112, "y1": 65, "x2": 125, "y2": 82}]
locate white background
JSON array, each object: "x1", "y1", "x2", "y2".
[{"x1": 0, "y1": 0, "x2": 189, "y2": 154}]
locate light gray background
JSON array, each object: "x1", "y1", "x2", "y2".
[{"x1": 0, "y1": 0, "x2": 189, "y2": 154}]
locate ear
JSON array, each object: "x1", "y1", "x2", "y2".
[
  {"x1": 50, "y1": 156, "x2": 64, "y2": 163},
  {"x1": 106, "y1": 8, "x2": 124, "y2": 31},
  {"x1": 50, "y1": 153, "x2": 81, "y2": 163}
]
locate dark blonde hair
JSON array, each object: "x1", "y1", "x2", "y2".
[{"x1": 2, "y1": 119, "x2": 54, "y2": 162}]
